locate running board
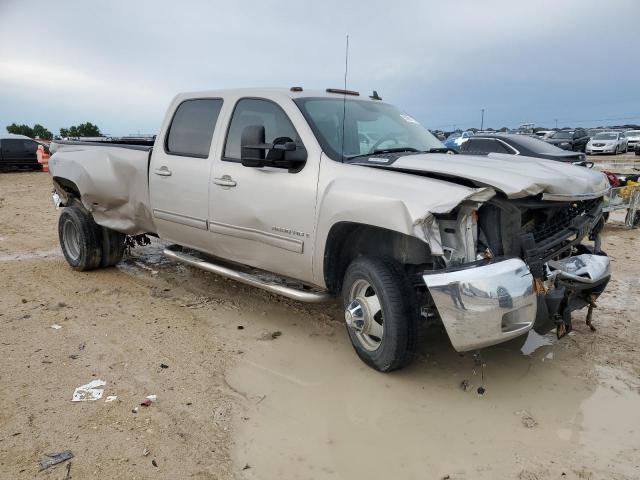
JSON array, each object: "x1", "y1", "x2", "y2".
[{"x1": 163, "y1": 247, "x2": 332, "y2": 303}]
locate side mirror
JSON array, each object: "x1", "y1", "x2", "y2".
[
  {"x1": 240, "y1": 125, "x2": 266, "y2": 167},
  {"x1": 240, "y1": 126, "x2": 307, "y2": 171}
]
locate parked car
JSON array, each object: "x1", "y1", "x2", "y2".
[
  {"x1": 459, "y1": 133, "x2": 591, "y2": 165},
  {"x1": 544, "y1": 129, "x2": 590, "y2": 152},
  {"x1": 0, "y1": 134, "x2": 41, "y2": 170},
  {"x1": 624, "y1": 130, "x2": 640, "y2": 152},
  {"x1": 586, "y1": 131, "x2": 628, "y2": 155},
  {"x1": 534, "y1": 130, "x2": 554, "y2": 139},
  {"x1": 48, "y1": 87, "x2": 611, "y2": 372},
  {"x1": 443, "y1": 130, "x2": 473, "y2": 151}
]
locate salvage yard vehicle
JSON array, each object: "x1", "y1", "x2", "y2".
[
  {"x1": 0, "y1": 134, "x2": 41, "y2": 170},
  {"x1": 624, "y1": 130, "x2": 640, "y2": 152},
  {"x1": 459, "y1": 133, "x2": 592, "y2": 166},
  {"x1": 545, "y1": 129, "x2": 590, "y2": 152},
  {"x1": 586, "y1": 131, "x2": 628, "y2": 155},
  {"x1": 48, "y1": 87, "x2": 612, "y2": 372}
]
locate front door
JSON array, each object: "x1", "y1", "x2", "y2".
[
  {"x1": 208, "y1": 97, "x2": 320, "y2": 284},
  {"x1": 149, "y1": 98, "x2": 223, "y2": 251}
]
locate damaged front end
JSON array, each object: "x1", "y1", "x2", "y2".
[{"x1": 420, "y1": 194, "x2": 610, "y2": 351}]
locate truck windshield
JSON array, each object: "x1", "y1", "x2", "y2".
[{"x1": 294, "y1": 97, "x2": 444, "y2": 161}]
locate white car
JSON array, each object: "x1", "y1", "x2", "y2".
[
  {"x1": 586, "y1": 131, "x2": 628, "y2": 155},
  {"x1": 625, "y1": 130, "x2": 640, "y2": 152}
]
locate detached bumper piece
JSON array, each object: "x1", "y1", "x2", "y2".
[
  {"x1": 534, "y1": 254, "x2": 610, "y2": 337},
  {"x1": 423, "y1": 258, "x2": 537, "y2": 351}
]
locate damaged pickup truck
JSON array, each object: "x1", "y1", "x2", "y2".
[{"x1": 48, "y1": 88, "x2": 611, "y2": 372}]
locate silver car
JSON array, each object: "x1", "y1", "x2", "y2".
[
  {"x1": 586, "y1": 131, "x2": 628, "y2": 154},
  {"x1": 625, "y1": 130, "x2": 640, "y2": 152}
]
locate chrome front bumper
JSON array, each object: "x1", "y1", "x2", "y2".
[
  {"x1": 423, "y1": 254, "x2": 612, "y2": 351},
  {"x1": 423, "y1": 258, "x2": 537, "y2": 351}
]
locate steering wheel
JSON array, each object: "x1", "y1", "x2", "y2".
[{"x1": 369, "y1": 133, "x2": 400, "y2": 153}]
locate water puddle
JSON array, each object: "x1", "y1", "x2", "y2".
[{"x1": 225, "y1": 310, "x2": 640, "y2": 479}]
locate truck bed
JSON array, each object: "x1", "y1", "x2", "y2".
[{"x1": 49, "y1": 141, "x2": 157, "y2": 235}]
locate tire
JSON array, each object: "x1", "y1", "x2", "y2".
[
  {"x1": 58, "y1": 206, "x2": 103, "y2": 271},
  {"x1": 341, "y1": 256, "x2": 419, "y2": 372},
  {"x1": 100, "y1": 226, "x2": 126, "y2": 267}
]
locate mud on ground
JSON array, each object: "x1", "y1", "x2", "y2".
[{"x1": 1, "y1": 171, "x2": 639, "y2": 480}]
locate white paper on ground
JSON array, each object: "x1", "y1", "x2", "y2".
[
  {"x1": 72, "y1": 379, "x2": 106, "y2": 402},
  {"x1": 105, "y1": 395, "x2": 118, "y2": 403},
  {"x1": 51, "y1": 324, "x2": 62, "y2": 330}
]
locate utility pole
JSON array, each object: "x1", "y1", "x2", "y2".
[
  {"x1": 480, "y1": 109, "x2": 485, "y2": 131},
  {"x1": 555, "y1": 118, "x2": 558, "y2": 129}
]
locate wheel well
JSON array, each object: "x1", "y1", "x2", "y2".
[
  {"x1": 53, "y1": 177, "x2": 81, "y2": 203},
  {"x1": 323, "y1": 222, "x2": 434, "y2": 294}
]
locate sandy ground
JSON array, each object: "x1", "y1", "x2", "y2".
[{"x1": 1, "y1": 167, "x2": 639, "y2": 479}]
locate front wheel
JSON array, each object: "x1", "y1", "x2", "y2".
[{"x1": 341, "y1": 256, "x2": 419, "y2": 372}]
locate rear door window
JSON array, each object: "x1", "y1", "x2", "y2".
[
  {"x1": 2, "y1": 139, "x2": 30, "y2": 153},
  {"x1": 463, "y1": 138, "x2": 508, "y2": 154},
  {"x1": 223, "y1": 98, "x2": 300, "y2": 161},
  {"x1": 166, "y1": 99, "x2": 223, "y2": 158}
]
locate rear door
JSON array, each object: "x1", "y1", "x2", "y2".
[{"x1": 149, "y1": 98, "x2": 223, "y2": 251}]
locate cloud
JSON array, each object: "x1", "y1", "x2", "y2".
[{"x1": 0, "y1": 0, "x2": 639, "y2": 134}]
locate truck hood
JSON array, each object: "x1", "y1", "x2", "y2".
[{"x1": 348, "y1": 152, "x2": 609, "y2": 200}]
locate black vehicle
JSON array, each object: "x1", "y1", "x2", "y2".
[
  {"x1": 0, "y1": 134, "x2": 41, "y2": 170},
  {"x1": 544, "y1": 129, "x2": 590, "y2": 152},
  {"x1": 459, "y1": 133, "x2": 591, "y2": 165}
]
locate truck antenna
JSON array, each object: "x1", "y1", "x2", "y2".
[{"x1": 341, "y1": 34, "x2": 349, "y2": 162}]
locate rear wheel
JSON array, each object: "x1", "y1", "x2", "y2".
[
  {"x1": 58, "y1": 206, "x2": 103, "y2": 271},
  {"x1": 100, "y1": 226, "x2": 126, "y2": 267},
  {"x1": 341, "y1": 256, "x2": 419, "y2": 372}
]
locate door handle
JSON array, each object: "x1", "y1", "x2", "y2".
[
  {"x1": 213, "y1": 175, "x2": 237, "y2": 187},
  {"x1": 153, "y1": 166, "x2": 172, "y2": 176}
]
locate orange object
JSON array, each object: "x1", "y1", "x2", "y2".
[{"x1": 37, "y1": 144, "x2": 50, "y2": 172}]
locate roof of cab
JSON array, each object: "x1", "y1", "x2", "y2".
[{"x1": 174, "y1": 87, "x2": 378, "y2": 102}]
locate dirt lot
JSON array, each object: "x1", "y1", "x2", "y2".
[{"x1": 1, "y1": 167, "x2": 639, "y2": 480}]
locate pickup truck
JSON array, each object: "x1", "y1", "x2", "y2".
[{"x1": 48, "y1": 87, "x2": 612, "y2": 372}]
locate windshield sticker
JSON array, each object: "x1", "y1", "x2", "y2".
[
  {"x1": 368, "y1": 157, "x2": 390, "y2": 163},
  {"x1": 400, "y1": 114, "x2": 420, "y2": 125}
]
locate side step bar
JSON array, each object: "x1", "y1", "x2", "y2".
[{"x1": 163, "y1": 247, "x2": 332, "y2": 303}]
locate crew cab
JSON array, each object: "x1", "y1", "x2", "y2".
[{"x1": 48, "y1": 88, "x2": 611, "y2": 372}]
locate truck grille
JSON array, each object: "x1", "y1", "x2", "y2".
[{"x1": 525, "y1": 198, "x2": 601, "y2": 243}]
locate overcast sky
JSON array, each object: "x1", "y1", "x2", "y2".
[{"x1": 1, "y1": 0, "x2": 639, "y2": 136}]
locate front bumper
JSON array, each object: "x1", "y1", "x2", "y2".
[
  {"x1": 423, "y1": 254, "x2": 611, "y2": 351},
  {"x1": 423, "y1": 258, "x2": 536, "y2": 351}
]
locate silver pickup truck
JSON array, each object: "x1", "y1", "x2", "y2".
[{"x1": 48, "y1": 87, "x2": 611, "y2": 372}]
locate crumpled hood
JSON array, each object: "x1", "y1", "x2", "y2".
[{"x1": 350, "y1": 152, "x2": 610, "y2": 200}]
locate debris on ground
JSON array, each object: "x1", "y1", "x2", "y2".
[
  {"x1": 105, "y1": 395, "x2": 118, "y2": 403},
  {"x1": 477, "y1": 386, "x2": 486, "y2": 395},
  {"x1": 69, "y1": 354, "x2": 79, "y2": 360},
  {"x1": 258, "y1": 330, "x2": 282, "y2": 341},
  {"x1": 160, "y1": 363, "x2": 169, "y2": 369},
  {"x1": 71, "y1": 379, "x2": 106, "y2": 402},
  {"x1": 515, "y1": 410, "x2": 538, "y2": 428},
  {"x1": 64, "y1": 461, "x2": 72, "y2": 480},
  {"x1": 243, "y1": 464, "x2": 251, "y2": 470},
  {"x1": 460, "y1": 379, "x2": 471, "y2": 391},
  {"x1": 141, "y1": 394, "x2": 157, "y2": 407},
  {"x1": 78, "y1": 343, "x2": 85, "y2": 350},
  {"x1": 51, "y1": 324, "x2": 62, "y2": 330},
  {"x1": 143, "y1": 448, "x2": 150, "y2": 456},
  {"x1": 152, "y1": 459, "x2": 158, "y2": 467},
  {"x1": 132, "y1": 407, "x2": 139, "y2": 414},
  {"x1": 39, "y1": 450, "x2": 74, "y2": 471}
]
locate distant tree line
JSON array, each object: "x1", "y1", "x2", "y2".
[
  {"x1": 5, "y1": 122, "x2": 101, "y2": 139},
  {"x1": 6, "y1": 123, "x2": 53, "y2": 139}
]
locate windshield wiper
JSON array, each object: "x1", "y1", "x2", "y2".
[{"x1": 370, "y1": 147, "x2": 420, "y2": 154}]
